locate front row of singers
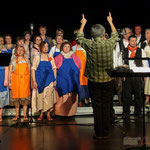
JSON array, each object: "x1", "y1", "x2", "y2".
[{"x1": 0, "y1": 41, "x2": 90, "y2": 122}]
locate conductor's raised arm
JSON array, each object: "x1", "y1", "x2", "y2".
[
  {"x1": 79, "y1": 14, "x2": 87, "y2": 33},
  {"x1": 107, "y1": 12, "x2": 117, "y2": 32}
]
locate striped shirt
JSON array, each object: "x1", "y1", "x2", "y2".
[{"x1": 76, "y1": 31, "x2": 119, "y2": 83}]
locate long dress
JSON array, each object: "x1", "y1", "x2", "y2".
[
  {"x1": 31, "y1": 46, "x2": 40, "y2": 64},
  {"x1": 10, "y1": 57, "x2": 30, "y2": 106},
  {"x1": 0, "y1": 67, "x2": 9, "y2": 108},
  {"x1": 54, "y1": 53, "x2": 81, "y2": 116},
  {"x1": 144, "y1": 45, "x2": 150, "y2": 95},
  {"x1": 32, "y1": 54, "x2": 56, "y2": 114},
  {"x1": 73, "y1": 45, "x2": 90, "y2": 100}
]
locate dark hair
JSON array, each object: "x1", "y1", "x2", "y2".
[
  {"x1": 0, "y1": 35, "x2": 4, "y2": 39},
  {"x1": 33, "y1": 35, "x2": 42, "y2": 44},
  {"x1": 40, "y1": 41, "x2": 48, "y2": 52},
  {"x1": 128, "y1": 35, "x2": 137, "y2": 41},
  {"x1": 39, "y1": 25, "x2": 47, "y2": 31},
  {"x1": 60, "y1": 41, "x2": 72, "y2": 52},
  {"x1": 16, "y1": 36, "x2": 25, "y2": 44},
  {"x1": 134, "y1": 24, "x2": 142, "y2": 28},
  {"x1": 148, "y1": 41, "x2": 150, "y2": 46},
  {"x1": 4, "y1": 34, "x2": 11, "y2": 38},
  {"x1": 23, "y1": 31, "x2": 31, "y2": 36}
]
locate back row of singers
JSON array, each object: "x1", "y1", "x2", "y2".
[{"x1": 113, "y1": 27, "x2": 150, "y2": 119}]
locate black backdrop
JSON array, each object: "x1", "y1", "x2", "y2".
[{"x1": 0, "y1": 0, "x2": 149, "y2": 42}]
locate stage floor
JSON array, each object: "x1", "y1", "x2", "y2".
[{"x1": 0, "y1": 115, "x2": 150, "y2": 150}]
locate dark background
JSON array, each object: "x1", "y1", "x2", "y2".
[{"x1": 0, "y1": 1, "x2": 149, "y2": 43}]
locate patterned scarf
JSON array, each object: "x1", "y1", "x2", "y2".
[{"x1": 61, "y1": 51, "x2": 74, "y2": 58}]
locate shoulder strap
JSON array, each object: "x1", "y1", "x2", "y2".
[
  {"x1": 123, "y1": 48, "x2": 129, "y2": 65},
  {"x1": 119, "y1": 40, "x2": 125, "y2": 52}
]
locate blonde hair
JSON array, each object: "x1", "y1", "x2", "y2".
[
  {"x1": 55, "y1": 35, "x2": 63, "y2": 40},
  {"x1": 122, "y1": 28, "x2": 131, "y2": 35},
  {"x1": 145, "y1": 29, "x2": 150, "y2": 46}
]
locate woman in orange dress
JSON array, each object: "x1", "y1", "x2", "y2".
[
  {"x1": 9, "y1": 46, "x2": 30, "y2": 121},
  {"x1": 72, "y1": 42, "x2": 90, "y2": 106}
]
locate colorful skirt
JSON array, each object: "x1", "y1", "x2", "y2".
[
  {"x1": 145, "y1": 77, "x2": 150, "y2": 95},
  {"x1": 0, "y1": 90, "x2": 9, "y2": 108},
  {"x1": 0, "y1": 67, "x2": 9, "y2": 108}
]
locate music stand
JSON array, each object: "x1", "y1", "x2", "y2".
[
  {"x1": 0, "y1": 53, "x2": 11, "y2": 66},
  {"x1": 106, "y1": 57, "x2": 150, "y2": 150}
]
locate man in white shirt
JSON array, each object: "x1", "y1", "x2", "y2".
[
  {"x1": 113, "y1": 28, "x2": 131, "y2": 105},
  {"x1": 113, "y1": 28, "x2": 131, "y2": 68},
  {"x1": 122, "y1": 35, "x2": 148, "y2": 119}
]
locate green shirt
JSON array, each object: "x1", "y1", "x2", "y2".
[{"x1": 76, "y1": 31, "x2": 119, "y2": 83}]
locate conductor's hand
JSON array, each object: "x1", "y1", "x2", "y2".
[
  {"x1": 107, "y1": 12, "x2": 113, "y2": 24},
  {"x1": 80, "y1": 14, "x2": 87, "y2": 25}
]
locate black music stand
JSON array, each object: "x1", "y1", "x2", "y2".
[
  {"x1": 106, "y1": 68, "x2": 150, "y2": 149},
  {"x1": 0, "y1": 53, "x2": 11, "y2": 66}
]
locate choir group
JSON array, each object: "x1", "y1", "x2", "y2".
[
  {"x1": 0, "y1": 17, "x2": 150, "y2": 125},
  {"x1": 0, "y1": 26, "x2": 90, "y2": 122}
]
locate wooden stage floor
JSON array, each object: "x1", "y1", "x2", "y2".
[{"x1": 0, "y1": 115, "x2": 150, "y2": 150}]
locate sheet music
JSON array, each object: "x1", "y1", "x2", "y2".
[{"x1": 131, "y1": 67, "x2": 150, "y2": 73}]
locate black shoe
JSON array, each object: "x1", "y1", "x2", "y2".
[{"x1": 50, "y1": 110, "x2": 55, "y2": 118}]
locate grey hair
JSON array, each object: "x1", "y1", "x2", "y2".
[
  {"x1": 91, "y1": 24, "x2": 105, "y2": 38},
  {"x1": 122, "y1": 27, "x2": 131, "y2": 35}
]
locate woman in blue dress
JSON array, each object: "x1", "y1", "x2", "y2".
[
  {"x1": 0, "y1": 65, "x2": 9, "y2": 121},
  {"x1": 4, "y1": 34, "x2": 15, "y2": 53},
  {"x1": 32, "y1": 41, "x2": 56, "y2": 121},
  {"x1": 0, "y1": 36, "x2": 7, "y2": 52},
  {"x1": 54, "y1": 41, "x2": 81, "y2": 116}
]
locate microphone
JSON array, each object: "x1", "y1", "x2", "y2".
[{"x1": 30, "y1": 24, "x2": 34, "y2": 35}]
